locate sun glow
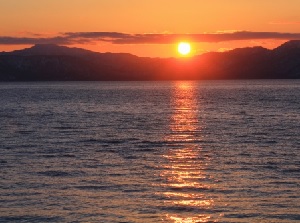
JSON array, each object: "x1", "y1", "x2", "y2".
[{"x1": 178, "y1": 42, "x2": 191, "y2": 56}]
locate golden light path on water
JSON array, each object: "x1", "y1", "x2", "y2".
[{"x1": 160, "y1": 82, "x2": 214, "y2": 222}]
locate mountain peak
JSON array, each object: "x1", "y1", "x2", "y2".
[
  {"x1": 274, "y1": 40, "x2": 300, "y2": 51},
  {"x1": 9, "y1": 44, "x2": 96, "y2": 56},
  {"x1": 31, "y1": 43, "x2": 63, "y2": 49}
]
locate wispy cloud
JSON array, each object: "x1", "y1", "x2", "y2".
[
  {"x1": 111, "y1": 32, "x2": 300, "y2": 44},
  {"x1": 0, "y1": 36, "x2": 72, "y2": 45},
  {"x1": 269, "y1": 21, "x2": 300, "y2": 25},
  {"x1": 0, "y1": 31, "x2": 300, "y2": 45}
]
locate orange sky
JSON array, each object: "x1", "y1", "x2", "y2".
[{"x1": 1, "y1": 0, "x2": 300, "y2": 57}]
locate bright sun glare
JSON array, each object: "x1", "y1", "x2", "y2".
[{"x1": 178, "y1": 42, "x2": 191, "y2": 55}]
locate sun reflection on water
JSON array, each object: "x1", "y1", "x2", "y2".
[
  {"x1": 161, "y1": 82, "x2": 214, "y2": 222},
  {"x1": 167, "y1": 214, "x2": 213, "y2": 223}
]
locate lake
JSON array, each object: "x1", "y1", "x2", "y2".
[{"x1": 0, "y1": 80, "x2": 299, "y2": 222}]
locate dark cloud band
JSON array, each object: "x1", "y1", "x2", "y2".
[{"x1": 1, "y1": 31, "x2": 300, "y2": 45}]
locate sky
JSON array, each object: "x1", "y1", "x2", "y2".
[{"x1": 1, "y1": 0, "x2": 300, "y2": 57}]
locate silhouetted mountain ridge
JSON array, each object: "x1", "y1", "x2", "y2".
[
  {"x1": 0, "y1": 40, "x2": 300, "y2": 81},
  {"x1": 274, "y1": 40, "x2": 300, "y2": 51},
  {"x1": 6, "y1": 44, "x2": 96, "y2": 57}
]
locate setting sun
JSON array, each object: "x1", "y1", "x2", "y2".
[{"x1": 178, "y1": 42, "x2": 191, "y2": 56}]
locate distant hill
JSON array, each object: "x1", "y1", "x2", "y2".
[{"x1": 0, "y1": 40, "x2": 300, "y2": 81}]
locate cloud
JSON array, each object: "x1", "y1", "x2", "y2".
[
  {"x1": 111, "y1": 32, "x2": 300, "y2": 44},
  {"x1": 0, "y1": 31, "x2": 300, "y2": 45},
  {"x1": 64, "y1": 32, "x2": 131, "y2": 39},
  {"x1": 269, "y1": 21, "x2": 300, "y2": 25},
  {"x1": 0, "y1": 36, "x2": 72, "y2": 45}
]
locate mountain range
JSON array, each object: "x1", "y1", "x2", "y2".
[{"x1": 1, "y1": 40, "x2": 300, "y2": 81}]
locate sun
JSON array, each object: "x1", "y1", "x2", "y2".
[{"x1": 178, "y1": 42, "x2": 191, "y2": 56}]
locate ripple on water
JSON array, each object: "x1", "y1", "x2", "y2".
[{"x1": 0, "y1": 81, "x2": 299, "y2": 223}]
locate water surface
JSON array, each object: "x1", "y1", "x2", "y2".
[{"x1": 0, "y1": 80, "x2": 299, "y2": 222}]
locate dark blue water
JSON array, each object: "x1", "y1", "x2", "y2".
[{"x1": 0, "y1": 80, "x2": 299, "y2": 222}]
